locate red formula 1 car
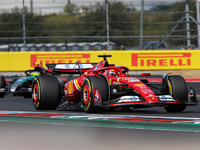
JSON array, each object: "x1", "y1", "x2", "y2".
[{"x1": 32, "y1": 55, "x2": 197, "y2": 113}]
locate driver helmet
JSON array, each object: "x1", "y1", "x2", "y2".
[
  {"x1": 30, "y1": 71, "x2": 41, "y2": 77},
  {"x1": 105, "y1": 69, "x2": 118, "y2": 77}
]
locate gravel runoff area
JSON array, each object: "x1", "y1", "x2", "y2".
[{"x1": 1, "y1": 70, "x2": 200, "y2": 78}]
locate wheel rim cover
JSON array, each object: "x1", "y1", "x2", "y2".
[
  {"x1": 83, "y1": 84, "x2": 89, "y2": 105},
  {"x1": 33, "y1": 83, "x2": 39, "y2": 103}
]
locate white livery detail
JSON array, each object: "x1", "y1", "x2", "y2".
[
  {"x1": 117, "y1": 96, "x2": 141, "y2": 103},
  {"x1": 55, "y1": 64, "x2": 94, "y2": 70},
  {"x1": 159, "y1": 95, "x2": 175, "y2": 101},
  {"x1": 0, "y1": 88, "x2": 5, "y2": 92}
]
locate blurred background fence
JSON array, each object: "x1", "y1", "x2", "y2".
[{"x1": 0, "y1": 0, "x2": 200, "y2": 51}]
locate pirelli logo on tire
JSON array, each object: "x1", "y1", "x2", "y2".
[{"x1": 131, "y1": 52, "x2": 191, "y2": 69}]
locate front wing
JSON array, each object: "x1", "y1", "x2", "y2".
[{"x1": 97, "y1": 88, "x2": 198, "y2": 108}]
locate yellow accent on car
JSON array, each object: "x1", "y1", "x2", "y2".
[
  {"x1": 109, "y1": 79, "x2": 112, "y2": 85},
  {"x1": 168, "y1": 80, "x2": 173, "y2": 95},
  {"x1": 135, "y1": 84, "x2": 145, "y2": 87},
  {"x1": 75, "y1": 80, "x2": 81, "y2": 90},
  {"x1": 36, "y1": 102, "x2": 40, "y2": 108},
  {"x1": 30, "y1": 71, "x2": 41, "y2": 77},
  {"x1": 68, "y1": 82, "x2": 73, "y2": 95},
  {"x1": 85, "y1": 79, "x2": 91, "y2": 111},
  {"x1": 36, "y1": 80, "x2": 40, "y2": 100}
]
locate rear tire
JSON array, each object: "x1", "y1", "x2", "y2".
[
  {"x1": 81, "y1": 76, "x2": 108, "y2": 113},
  {"x1": 0, "y1": 76, "x2": 5, "y2": 98},
  {"x1": 164, "y1": 75, "x2": 187, "y2": 112},
  {"x1": 32, "y1": 76, "x2": 60, "y2": 110}
]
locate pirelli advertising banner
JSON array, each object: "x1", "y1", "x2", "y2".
[{"x1": 0, "y1": 50, "x2": 199, "y2": 71}]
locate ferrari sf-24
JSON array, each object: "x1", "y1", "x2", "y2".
[{"x1": 32, "y1": 55, "x2": 197, "y2": 113}]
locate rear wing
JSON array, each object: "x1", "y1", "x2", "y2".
[{"x1": 46, "y1": 63, "x2": 97, "y2": 74}]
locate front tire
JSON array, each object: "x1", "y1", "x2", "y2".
[
  {"x1": 164, "y1": 75, "x2": 187, "y2": 112},
  {"x1": 81, "y1": 76, "x2": 108, "y2": 113},
  {"x1": 32, "y1": 76, "x2": 60, "y2": 110}
]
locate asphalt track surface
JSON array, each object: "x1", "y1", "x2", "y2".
[{"x1": 1, "y1": 82, "x2": 200, "y2": 150}]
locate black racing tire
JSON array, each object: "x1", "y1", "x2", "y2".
[
  {"x1": 81, "y1": 76, "x2": 108, "y2": 113},
  {"x1": 32, "y1": 76, "x2": 60, "y2": 110},
  {"x1": 164, "y1": 75, "x2": 187, "y2": 112},
  {"x1": 0, "y1": 76, "x2": 5, "y2": 98},
  {"x1": 0, "y1": 76, "x2": 5, "y2": 88}
]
